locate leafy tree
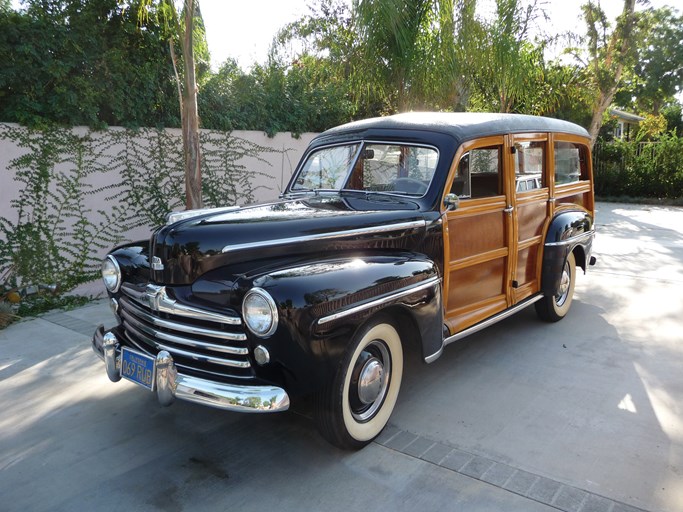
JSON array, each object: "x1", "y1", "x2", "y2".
[
  {"x1": 578, "y1": 0, "x2": 638, "y2": 147},
  {"x1": 199, "y1": 56, "x2": 353, "y2": 135},
  {"x1": 354, "y1": 0, "x2": 457, "y2": 112},
  {"x1": 0, "y1": 0, "x2": 179, "y2": 127},
  {"x1": 637, "y1": 113, "x2": 667, "y2": 139},
  {"x1": 618, "y1": 6, "x2": 683, "y2": 114},
  {"x1": 662, "y1": 103, "x2": 683, "y2": 135},
  {"x1": 467, "y1": 0, "x2": 549, "y2": 113}
]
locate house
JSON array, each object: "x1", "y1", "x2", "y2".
[{"x1": 609, "y1": 108, "x2": 644, "y2": 140}]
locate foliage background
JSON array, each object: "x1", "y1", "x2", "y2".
[
  {"x1": 1, "y1": 0, "x2": 682, "y2": 314},
  {"x1": 0, "y1": 124, "x2": 275, "y2": 294}
]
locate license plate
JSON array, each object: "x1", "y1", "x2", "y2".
[{"x1": 120, "y1": 347, "x2": 156, "y2": 391}]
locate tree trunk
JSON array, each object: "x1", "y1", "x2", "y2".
[
  {"x1": 587, "y1": 0, "x2": 636, "y2": 149},
  {"x1": 181, "y1": 0, "x2": 202, "y2": 210}
]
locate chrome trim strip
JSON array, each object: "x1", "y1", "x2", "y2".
[
  {"x1": 155, "y1": 343, "x2": 251, "y2": 369},
  {"x1": 545, "y1": 229, "x2": 595, "y2": 247},
  {"x1": 96, "y1": 329, "x2": 288, "y2": 413},
  {"x1": 317, "y1": 277, "x2": 441, "y2": 326},
  {"x1": 424, "y1": 346, "x2": 443, "y2": 364},
  {"x1": 121, "y1": 283, "x2": 241, "y2": 326},
  {"x1": 443, "y1": 294, "x2": 544, "y2": 346},
  {"x1": 222, "y1": 220, "x2": 427, "y2": 254},
  {"x1": 120, "y1": 297, "x2": 247, "y2": 343},
  {"x1": 165, "y1": 206, "x2": 240, "y2": 225},
  {"x1": 122, "y1": 319, "x2": 250, "y2": 369},
  {"x1": 119, "y1": 307, "x2": 248, "y2": 355}
]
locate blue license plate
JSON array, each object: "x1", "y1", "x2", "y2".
[{"x1": 120, "y1": 347, "x2": 156, "y2": 391}]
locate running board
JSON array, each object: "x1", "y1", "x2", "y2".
[
  {"x1": 424, "y1": 294, "x2": 544, "y2": 364},
  {"x1": 445, "y1": 294, "x2": 544, "y2": 346}
]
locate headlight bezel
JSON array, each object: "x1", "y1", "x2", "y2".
[
  {"x1": 242, "y1": 287, "x2": 278, "y2": 338},
  {"x1": 102, "y1": 255, "x2": 122, "y2": 293}
]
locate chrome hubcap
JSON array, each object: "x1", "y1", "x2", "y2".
[
  {"x1": 555, "y1": 261, "x2": 571, "y2": 307},
  {"x1": 358, "y1": 358, "x2": 385, "y2": 405},
  {"x1": 350, "y1": 340, "x2": 391, "y2": 422}
]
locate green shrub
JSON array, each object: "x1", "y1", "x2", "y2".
[{"x1": 593, "y1": 132, "x2": 683, "y2": 199}]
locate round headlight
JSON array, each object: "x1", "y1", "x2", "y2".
[
  {"x1": 101, "y1": 256, "x2": 121, "y2": 293},
  {"x1": 242, "y1": 288, "x2": 278, "y2": 338}
]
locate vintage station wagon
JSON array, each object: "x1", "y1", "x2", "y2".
[{"x1": 93, "y1": 113, "x2": 596, "y2": 449}]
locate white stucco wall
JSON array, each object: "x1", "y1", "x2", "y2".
[{"x1": 0, "y1": 124, "x2": 317, "y2": 247}]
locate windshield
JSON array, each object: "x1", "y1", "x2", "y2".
[{"x1": 291, "y1": 142, "x2": 438, "y2": 197}]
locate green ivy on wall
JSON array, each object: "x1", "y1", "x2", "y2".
[{"x1": 0, "y1": 124, "x2": 272, "y2": 295}]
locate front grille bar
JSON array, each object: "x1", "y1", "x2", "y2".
[
  {"x1": 122, "y1": 319, "x2": 250, "y2": 369},
  {"x1": 119, "y1": 296, "x2": 246, "y2": 342},
  {"x1": 121, "y1": 283, "x2": 241, "y2": 326},
  {"x1": 119, "y1": 307, "x2": 249, "y2": 356}
]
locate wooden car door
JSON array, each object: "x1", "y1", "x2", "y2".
[
  {"x1": 509, "y1": 134, "x2": 550, "y2": 304},
  {"x1": 442, "y1": 136, "x2": 515, "y2": 334}
]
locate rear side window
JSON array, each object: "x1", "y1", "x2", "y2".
[
  {"x1": 514, "y1": 141, "x2": 545, "y2": 191},
  {"x1": 554, "y1": 141, "x2": 587, "y2": 185}
]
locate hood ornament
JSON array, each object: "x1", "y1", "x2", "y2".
[
  {"x1": 151, "y1": 256, "x2": 164, "y2": 271},
  {"x1": 145, "y1": 284, "x2": 164, "y2": 311}
]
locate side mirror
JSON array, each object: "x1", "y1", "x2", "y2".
[{"x1": 444, "y1": 193, "x2": 460, "y2": 211}]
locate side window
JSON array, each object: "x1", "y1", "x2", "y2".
[
  {"x1": 514, "y1": 141, "x2": 545, "y2": 192},
  {"x1": 451, "y1": 145, "x2": 502, "y2": 199},
  {"x1": 554, "y1": 141, "x2": 587, "y2": 185}
]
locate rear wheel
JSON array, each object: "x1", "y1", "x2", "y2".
[
  {"x1": 315, "y1": 317, "x2": 403, "y2": 450},
  {"x1": 535, "y1": 252, "x2": 576, "y2": 322}
]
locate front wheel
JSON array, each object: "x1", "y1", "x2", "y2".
[
  {"x1": 315, "y1": 317, "x2": 403, "y2": 450},
  {"x1": 535, "y1": 251, "x2": 576, "y2": 322}
]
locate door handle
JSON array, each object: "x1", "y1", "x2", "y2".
[{"x1": 503, "y1": 206, "x2": 514, "y2": 214}]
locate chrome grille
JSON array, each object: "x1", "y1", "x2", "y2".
[{"x1": 119, "y1": 283, "x2": 252, "y2": 379}]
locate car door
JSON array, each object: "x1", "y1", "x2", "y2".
[
  {"x1": 442, "y1": 136, "x2": 515, "y2": 334},
  {"x1": 509, "y1": 134, "x2": 550, "y2": 304}
]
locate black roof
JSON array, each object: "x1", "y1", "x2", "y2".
[{"x1": 314, "y1": 112, "x2": 589, "y2": 146}]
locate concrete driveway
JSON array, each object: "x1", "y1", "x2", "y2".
[{"x1": 1, "y1": 202, "x2": 681, "y2": 512}]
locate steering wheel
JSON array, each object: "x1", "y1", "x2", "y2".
[{"x1": 391, "y1": 177, "x2": 428, "y2": 195}]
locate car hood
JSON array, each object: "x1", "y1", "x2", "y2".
[{"x1": 150, "y1": 195, "x2": 429, "y2": 285}]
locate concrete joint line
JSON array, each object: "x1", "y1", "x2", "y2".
[{"x1": 374, "y1": 425, "x2": 649, "y2": 512}]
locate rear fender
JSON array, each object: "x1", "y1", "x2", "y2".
[{"x1": 541, "y1": 210, "x2": 595, "y2": 296}]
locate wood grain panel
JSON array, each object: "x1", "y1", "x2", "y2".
[
  {"x1": 447, "y1": 257, "x2": 506, "y2": 312},
  {"x1": 449, "y1": 210, "x2": 505, "y2": 260},
  {"x1": 516, "y1": 200, "x2": 547, "y2": 241},
  {"x1": 445, "y1": 294, "x2": 508, "y2": 333},
  {"x1": 515, "y1": 244, "x2": 540, "y2": 287}
]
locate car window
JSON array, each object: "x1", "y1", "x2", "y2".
[
  {"x1": 451, "y1": 145, "x2": 502, "y2": 199},
  {"x1": 514, "y1": 141, "x2": 545, "y2": 191},
  {"x1": 293, "y1": 144, "x2": 361, "y2": 190},
  {"x1": 293, "y1": 142, "x2": 438, "y2": 197},
  {"x1": 554, "y1": 141, "x2": 586, "y2": 185}
]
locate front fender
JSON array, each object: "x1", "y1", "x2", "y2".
[{"x1": 243, "y1": 253, "x2": 442, "y2": 394}]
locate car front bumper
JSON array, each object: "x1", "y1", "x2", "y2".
[{"x1": 91, "y1": 325, "x2": 290, "y2": 413}]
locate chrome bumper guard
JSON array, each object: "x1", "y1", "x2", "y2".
[{"x1": 92, "y1": 325, "x2": 290, "y2": 413}]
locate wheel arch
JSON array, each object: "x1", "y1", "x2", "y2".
[{"x1": 540, "y1": 209, "x2": 594, "y2": 296}]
